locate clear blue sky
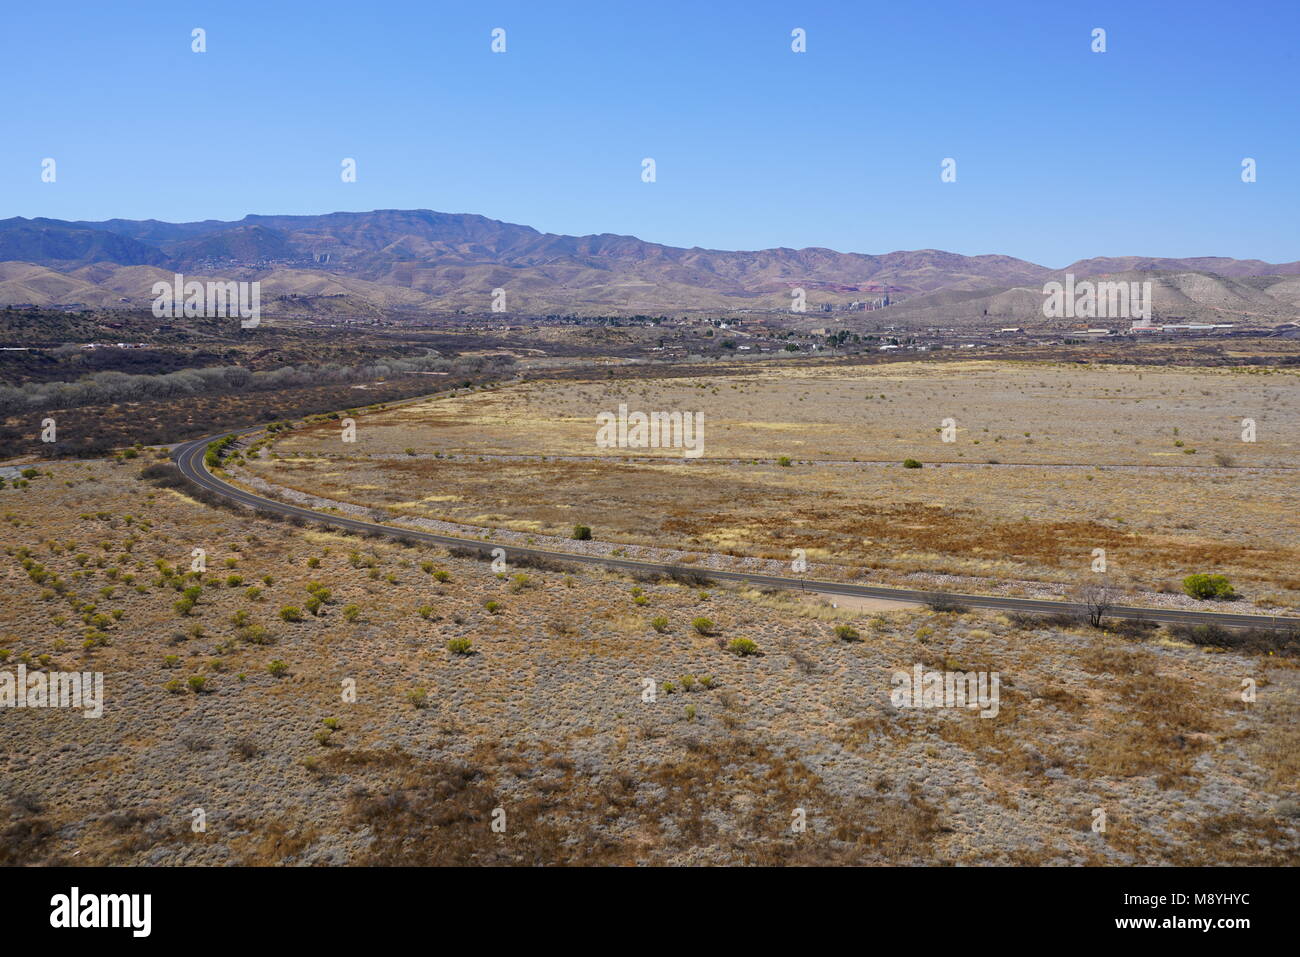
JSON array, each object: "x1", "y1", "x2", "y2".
[{"x1": 2, "y1": 0, "x2": 1296, "y2": 266}]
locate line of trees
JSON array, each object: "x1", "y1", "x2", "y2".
[{"x1": 0, "y1": 350, "x2": 509, "y2": 414}]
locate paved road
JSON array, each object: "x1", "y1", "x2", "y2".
[{"x1": 173, "y1": 431, "x2": 1299, "y2": 631}]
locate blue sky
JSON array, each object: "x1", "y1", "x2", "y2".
[{"x1": 2, "y1": 0, "x2": 1296, "y2": 266}]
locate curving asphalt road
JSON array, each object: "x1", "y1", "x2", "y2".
[{"x1": 173, "y1": 430, "x2": 1299, "y2": 632}]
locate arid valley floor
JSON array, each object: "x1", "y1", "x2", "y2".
[{"x1": 2, "y1": 348, "x2": 1297, "y2": 866}]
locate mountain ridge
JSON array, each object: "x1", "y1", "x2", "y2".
[{"x1": 0, "y1": 211, "x2": 1296, "y2": 321}]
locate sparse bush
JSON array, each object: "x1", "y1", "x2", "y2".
[
  {"x1": 279, "y1": 606, "x2": 304, "y2": 622},
  {"x1": 727, "y1": 637, "x2": 759, "y2": 656},
  {"x1": 447, "y1": 637, "x2": 473, "y2": 655},
  {"x1": 186, "y1": 675, "x2": 208, "y2": 693},
  {"x1": 691, "y1": 616, "x2": 714, "y2": 635},
  {"x1": 834, "y1": 624, "x2": 860, "y2": 642},
  {"x1": 433, "y1": 569, "x2": 451, "y2": 582},
  {"x1": 483, "y1": 600, "x2": 501, "y2": 614},
  {"x1": 926, "y1": 594, "x2": 969, "y2": 613},
  {"x1": 343, "y1": 603, "x2": 361, "y2": 622},
  {"x1": 903, "y1": 459, "x2": 922, "y2": 469},
  {"x1": 777, "y1": 456, "x2": 792, "y2": 467},
  {"x1": 1070, "y1": 580, "x2": 1119, "y2": 627},
  {"x1": 408, "y1": 688, "x2": 429, "y2": 709},
  {"x1": 237, "y1": 623, "x2": 272, "y2": 645},
  {"x1": 572, "y1": 524, "x2": 592, "y2": 541},
  {"x1": 267, "y1": 659, "x2": 288, "y2": 677},
  {"x1": 651, "y1": 616, "x2": 669, "y2": 633}
]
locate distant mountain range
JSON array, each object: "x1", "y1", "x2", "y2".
[{"x1": 1, "y1": 210, "x2": 1298, "y2": 324}]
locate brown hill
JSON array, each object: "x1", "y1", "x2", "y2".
[{"x1": 0, "y1": 211, "x2": 1296, "y2": 319}]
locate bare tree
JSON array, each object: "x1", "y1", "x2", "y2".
[{"x1": 1071, "y1": 578, "x2": 1118, "y2": 628}]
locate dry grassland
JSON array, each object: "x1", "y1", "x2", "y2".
[
  {"x1": 1, "y1": 460, "x2": 1295, "y2": 865},
  {"x1": 250, "y1": 360, "x2": 1300, "y2": 610}
]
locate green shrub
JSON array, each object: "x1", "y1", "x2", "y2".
[
  {"x1": 267, "y1": 659, "x2": 288, "y2": 677},
  {"x1": 777, "y1": 456, "x2": 792, "y2": 467},
  {"x1": 187, "y1": 675, "x2": 208, "y2": 693},
  {"x1": 834, "y1": 624, "x2": 860, "y2": 642},
  {"x1": 447, "y1": 637, "x2": 473, "y2": 655},
  {"x1": 342, "y1": 603, "x2": 361, "y2": 622},
  {"x1": 691, "y1": 616, "x2": 714, "y2": 635},
  {"x1": 279, "y1": 606, "x2": 304, "y2": 622},
  {"x1": 903, "y1": 459, "x2": 923, "y2": 469},
  {"x1": 572, "y1": 524, "x2": 592, "y2": 541},
  {"x1": 1182, "y1": 574, "x2": 1237, "y2": 600},
  {"x1": 727, "y1": 637, "x2": 759, "y2": 656},
  {"x1": 650, "y1": 616, "x2": 669, "y2": 633}
]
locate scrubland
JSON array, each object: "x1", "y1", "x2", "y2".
[
  {"x1": 250, "y1": 360, "x2": 1300, "y2": 612},
  {"x1": 0, "y1": 458, "x2": 1295, "y2": 865}
]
